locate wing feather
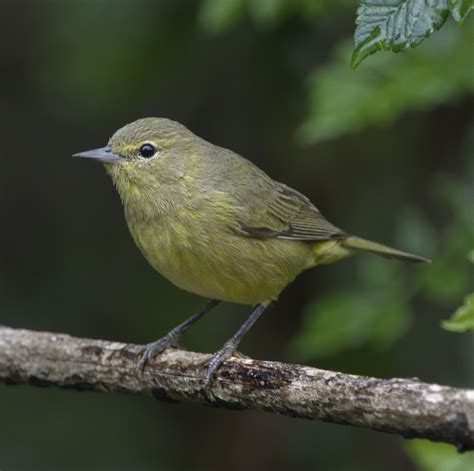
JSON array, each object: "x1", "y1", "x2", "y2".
[{"x1": 239, "y1": 182, "x2": 346, "y2": 241}]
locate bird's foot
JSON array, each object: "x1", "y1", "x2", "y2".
[
  {"x1": 137, "y1": 334, "x2": 180, "y2": 372},
  {"x1": 203, "y1": 341, "x2": 242, "y2": 388}
]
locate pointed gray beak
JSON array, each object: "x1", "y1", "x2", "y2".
[{"x1": 73, "y1": 146, "x2": 121, "y2": 163}]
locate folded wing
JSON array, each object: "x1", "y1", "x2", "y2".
[{"x1": 238, "y1": 181, "x2": 346, "y2": 241}]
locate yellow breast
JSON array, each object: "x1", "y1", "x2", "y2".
[{"x1": 127, "y1": 214, "x2": 314, "y2": 305}]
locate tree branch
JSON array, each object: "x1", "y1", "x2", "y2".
[{"x1": 0, "y1": 325, "x2": 473, "y2": 450}]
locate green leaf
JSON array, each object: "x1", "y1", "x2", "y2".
[
  {"x1": 442, "y1": 293, "x2": 474, "y2": 332},
  {"x1": 289, "y1": 290, "x2": 411, "y2": 359},
  {"x1": 299, "y1": 24, "x2": 474, "y2": 144},
  {"x1": 405, "y1": 439, "x2": 474, "y2": 470},
  {"x1": 449, "y1": 0, "x2": 474, "y2": 23},
  {"x1": 352, "y1": 0, "x2": 451, "y2": 68}
]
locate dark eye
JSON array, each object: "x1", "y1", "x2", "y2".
[{"x1": 139, "y1": 143, "x2": 156, "y2": 158}]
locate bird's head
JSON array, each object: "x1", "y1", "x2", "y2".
[{"x1": 74, "y1": 117, "x2": 202, "y2": 191}]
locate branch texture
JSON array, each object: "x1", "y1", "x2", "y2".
[{"x1": 0, "y1": 325, "x2": 473, "y2": 450}]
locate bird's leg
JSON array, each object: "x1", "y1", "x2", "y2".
[
  {"x1": 204, "y1": 303, "x2": 269, "y2": 387},
  {"x1": 138, "y1": 299, "x2": 221, "y2": 371}
]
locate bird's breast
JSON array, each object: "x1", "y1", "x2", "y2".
[{"x1": 124, "y1": 207, "x2": 313, "y2": 305}]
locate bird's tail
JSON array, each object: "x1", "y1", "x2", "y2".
[{"x1": 341, "y1": 236, "x2": 431, "y2": 264}]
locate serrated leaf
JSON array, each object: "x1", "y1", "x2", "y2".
[
  {"x1": 442, "y1": 293, "x2": 474, "y2": 332},
  {"x1": 449, "y1": 0, "x2": 474, "y2": 23},
  {"x1": 352, "y1": 0, "x2": 450, "y2": 68}
]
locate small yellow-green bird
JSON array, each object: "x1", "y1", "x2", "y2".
[{"x1": 74, "y1": 117, "x2": 430, "y2": 385}]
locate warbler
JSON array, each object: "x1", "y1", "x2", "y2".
[{"x1": 74, "y1": 117, "x2": 430, "y2": 385}]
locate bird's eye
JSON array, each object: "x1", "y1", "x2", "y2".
[{"x1": 139, "y1": 143, "x2": 156, "y2": 158}]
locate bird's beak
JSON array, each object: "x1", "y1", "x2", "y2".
[{"x1": 72, "y1": 147, "x2": 121, "y2": 163}]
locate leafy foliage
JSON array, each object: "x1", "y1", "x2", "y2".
[
  {"x1": 353, "y1": 0, "x2": 450, "y2": 67},
  {"x1": 290, "y1": 293, "x2": 411, "y2": 359},
  {"x1": 198, "y1": 1, "x2": 472, "y2": 68},
  {"x1": 290, "y1": 257, "x2": 412, "y2": 359},
  {"x1": 442, "y1": 294, "x2": 474, "y2": 332},
  {"x1": 300, "y1": 24, "x2": 474, "y2": 144},
  {"x1": 352, "y1": 0, "x2": 473, "y2": 67},
  {"x1": 449, "y1": 0, "x2": 474, "y2": 23},
  {"x1": 291, "y1": 153, "x2": 473, "y2": 359}
]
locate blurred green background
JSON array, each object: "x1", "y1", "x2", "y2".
[{"x1": 0, "y1": 1, "x2": 473, "y2": 470}]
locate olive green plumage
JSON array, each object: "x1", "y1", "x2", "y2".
[
  {"x1": 74, "y1": 117, "x2": 430, "y2": 382},
  {"x1": 78, "y1": 117, "x2": 428, "y2": 305}
]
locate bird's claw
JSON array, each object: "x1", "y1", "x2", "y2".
[
  {"x1": 137, "y1": 335, "x2": 180, "y2": 372},
  {"x1": 203, "y1": 342, "x2": 239, "y2": 388}
]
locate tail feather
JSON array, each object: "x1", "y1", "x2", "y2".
[{"x1": 342, "y1": 236, "x2": 431, "y2": 264}]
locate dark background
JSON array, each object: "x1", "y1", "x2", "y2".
[{"x1": 0, "y1": 1, "x2": 473, "y2": 470}]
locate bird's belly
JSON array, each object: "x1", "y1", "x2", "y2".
[{"x1": 128, "y1": 219, "x2": 312, "y2": 305}]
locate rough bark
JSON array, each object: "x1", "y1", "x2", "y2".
[{"x1": 0, "y1": 325, "x2": 473, "y2": 451}]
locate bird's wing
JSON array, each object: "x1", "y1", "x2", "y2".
[{"x1": 236, "y1": 181, "x2": 346, "y2": 241}]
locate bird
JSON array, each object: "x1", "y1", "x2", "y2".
[{"x1": 74, "y1": 117, "x2": 430, "y2": 385}]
